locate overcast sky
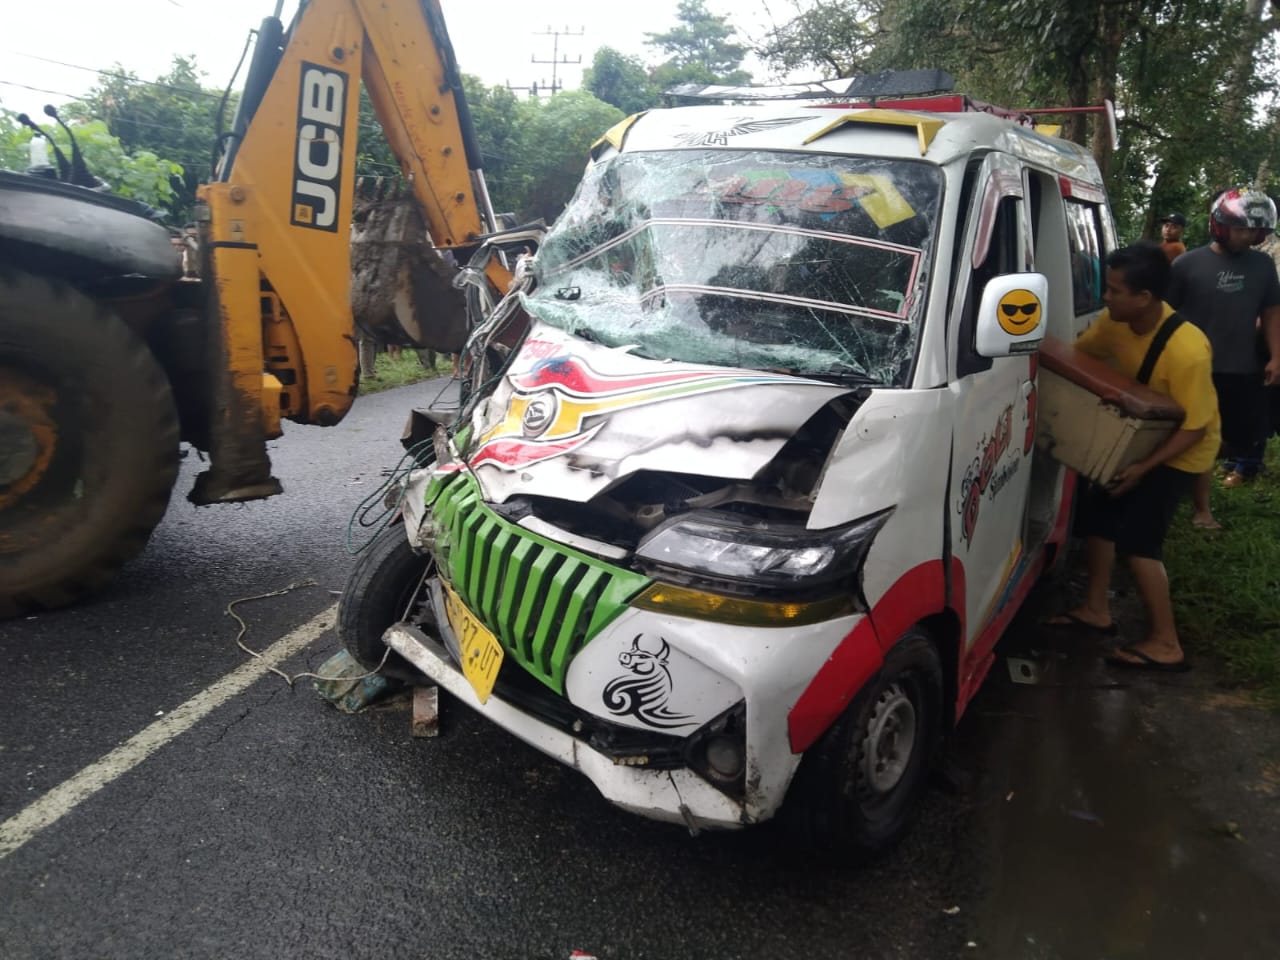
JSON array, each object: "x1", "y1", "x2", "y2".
[{"x1": 2, "y1": 0, "x2": 791, "y2": 119}]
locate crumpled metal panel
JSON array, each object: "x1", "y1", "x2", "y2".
[{"x1": 464, "y1": 323, "x2": 850, "y2": 504}]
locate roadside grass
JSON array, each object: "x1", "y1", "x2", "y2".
[
  {"x1": 1165, "y1": 438, "x2": 1280, "y2": 707},
  {"x1": 357, "y1": 350, "x2": 455, "y2": 395}
]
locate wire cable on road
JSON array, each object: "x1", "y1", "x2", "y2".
[{"x1": 225, "y1": 579, "x2": 390, "y2": 687}]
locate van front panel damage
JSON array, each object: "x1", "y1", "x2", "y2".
[
  {"x1": 465, "y1": 323, "x2": 854, "y2": 505},
  {"x1": 428, "y1": 471, "x2": 651, "y2": 695}
]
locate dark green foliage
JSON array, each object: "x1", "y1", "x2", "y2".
[
  {"x1": 583, "y1": 48, "x2": 660, "y2": 115},
  {"x1": 0, "y1": 110, "x2": 182, "y2": 213},
  {"x1": 508, "y1": 91, "x2": 624, "y2": 224},
  {"x1": 755, "y1": 1, "x2": 1280, "y2": 242},
  {"x1": 646, "y1": 0, "x2": 752, "y2": 87},
  {"x1": 62, "y1": 55, "x2": 230, "y2": 221}
]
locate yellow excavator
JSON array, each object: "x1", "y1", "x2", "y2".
[{"x1": 0, "y1": 0, "x2": 517, "y2": 616}]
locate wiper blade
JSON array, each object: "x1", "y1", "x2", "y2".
[
  {"x1": 755, "y1": 365, "x2": 880, "y2": 387},
  {"x1": 824, "y1": 371, "x2": 880, "y2": 386},
  {"x1": 803, "y1": 365, "x2": 882, "y2": 387}
]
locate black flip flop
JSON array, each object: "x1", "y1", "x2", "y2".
[
  {"x1": 1043, "y1": 612, "x2": 1119, "y2": 637},
  {"x1": 1106, "y1": 648, "x2": 1191, "y2": 672}
]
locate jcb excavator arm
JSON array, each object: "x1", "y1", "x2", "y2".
[{"x1": 193, "y1": 0, "x2": 510, "y2": 504}]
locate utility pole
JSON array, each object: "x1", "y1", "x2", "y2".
[{"x1": 530, "y1": 26, "x2": 583, "y2": 96}]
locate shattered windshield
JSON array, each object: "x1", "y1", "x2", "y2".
[{"x1": 526, "y1": 149, "x2": 943, "y2": 386}]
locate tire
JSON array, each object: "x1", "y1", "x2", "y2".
[
  {"x1": 0, "y1": 268, "x2": 179, "y2": 617},
  {"x1": 785, "y1": 627, "x2": 945, "y2": 860},
  {"x1": 337, "y1": 522, "x2": 433, "y2": 674}
]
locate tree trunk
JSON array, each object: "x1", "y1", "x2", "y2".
[
  {"x1": 1218, "y1": 0, "x2": 1267, "y2": 167},
  {"x1": 1146, "y1": 165, "x2": 1172, "y2": 241},
  {"x1": 1066, "y1": 59, "x2": 1090, "y2": 145},
  {"x1": 1092, "y1": 1, "x2": 1127, "y2": 182}
]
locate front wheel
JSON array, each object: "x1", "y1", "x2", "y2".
[
  {"x1": 785, "y1": 627, "x2": 945, "y2": 860},
  {"x1": 337, "y1": 522, "x2": 433, "y2": 675}
]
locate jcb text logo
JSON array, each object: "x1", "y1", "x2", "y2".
[{"x1": 291, "y1": 63, "x2": 347, "y2": 231}]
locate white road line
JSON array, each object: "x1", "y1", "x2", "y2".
[{"x1": 0, "y1": 604, "x2": 337, "y2": 861}]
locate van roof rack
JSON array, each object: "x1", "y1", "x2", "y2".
[
  {"x1": 663, "y1": 71, "x2": 1049, "y2": 126},
  {"x1": 664, "y1": 69, "x2": 956, "y2": 103}
]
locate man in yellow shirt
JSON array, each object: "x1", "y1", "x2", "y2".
[{"x1": 1049, "y1": 243, "x2": 1219, "y2": 671}]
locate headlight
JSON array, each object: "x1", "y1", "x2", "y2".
[{"x1": 634, "y1": 508, "x2": 893, "y2": 594}]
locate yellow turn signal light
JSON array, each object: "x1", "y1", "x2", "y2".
[{"x1": 632, "y1": 583, "x2": 855, "y2": 627}]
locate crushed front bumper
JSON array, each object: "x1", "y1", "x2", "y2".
[{"x1": 384, "y1": 622, "x2": 750, "y2": 830}]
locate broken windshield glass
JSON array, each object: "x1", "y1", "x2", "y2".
[{"x1": 526, "y1": 149, "x2": 943, "y2": 385}]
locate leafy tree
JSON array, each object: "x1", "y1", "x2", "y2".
[
  {"x1": 64, "y1": 56, "x2": 229, "y2": 221},
  {"x1": 0, "y1": 111, "x2": 182, "y2": 212},
  {"x1": 0, "y1": 111, "x2": 33, "y2": 172},
  {"x1": 754, "y1": 0, "x2": 887, "y2": 78},
  {"x1": 354, "y1": 90, "x2": 398, "y2": 180},
  {"x1": 460, "y1": 75, "x2": 525, "y2": 216},
  {"x1": 755, "y1": 0, "x2": 1280, "y2": 240},
  {"x1": 508, "y1": 91, "x2": 624, "y2": 223},
  {"x1": 646, "y1": 0, "x2": 752, "y2": 88},
  {"x1": 583, "y1": 48, "x2": 660, "y2": 115}
]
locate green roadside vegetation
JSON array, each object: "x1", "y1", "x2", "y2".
[
  {"x1": 1166, "y1": 438, "x2": 1280, "y2": 708},
  {"x1": 357, "y1": 351, "x2": 455, "y2": 395}
]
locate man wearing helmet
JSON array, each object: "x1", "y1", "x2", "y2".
[{"x1": 1167, "y1": 187, "x2": 1280, "y2": 527}]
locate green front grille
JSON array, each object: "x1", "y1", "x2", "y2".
[{"x1": 430, "y1": 473, "x2": 652, "y2": 694}]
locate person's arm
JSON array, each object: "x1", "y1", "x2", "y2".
[
  {"x1": 1261, "y1": 262, "x2": 1280, "y2": 384},
  {"x1": 1262, "y1": 305, "x2": 1280, "y2": 385},
  {"x1": 1109, "y1": 428, "x2": 1206, "y2": 495},
  {"x1": 1073, "y1": 313, "x2": 1108, "y2": 360},
  {"x1": 1108, "y1": 338, "x2": 1213, "y2": 495}
]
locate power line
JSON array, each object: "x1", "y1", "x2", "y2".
[
  {"x1": 7, "y1": 89, "x2": 369, "y2": 141},
  {"x1": 0, "y1": 81, "x2": 215, "y2": 139},
  {"x1": 0, "y1": 79, "x2": 90, "y2": 103},
  {"x1": 5, "y1": 51, "x2": 224, "y2": 100}
]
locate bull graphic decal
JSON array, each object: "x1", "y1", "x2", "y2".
[{"x1": 601, "y1": 635, "x2": 695, "y2": 729}]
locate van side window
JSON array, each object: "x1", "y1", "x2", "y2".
[
  {"x1": 1065, "y1": 200, "x2": 1105, "y2": 314},
  {"x1": 958, "y1": 196, "x2": 1021, "y2": 377}
]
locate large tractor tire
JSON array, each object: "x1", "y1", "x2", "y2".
[{"x1": 0, "y1": 268, "x2": 180, "y2": 616}]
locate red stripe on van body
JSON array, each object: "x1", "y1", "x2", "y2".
[
  {"x1": 787, "y1": 560, "x2": 961, "y2": 754},
  {"x1": 787, "y1": 472, "x2": 1075, "y2": 753}
]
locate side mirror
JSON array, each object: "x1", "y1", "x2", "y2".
[{"x1": 975, "y1": 273, "x2": 1049, "y2": 357}]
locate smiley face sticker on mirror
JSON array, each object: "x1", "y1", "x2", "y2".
[{"x1": 997, "y1": 289, "x2": 1042, "y2": 336}]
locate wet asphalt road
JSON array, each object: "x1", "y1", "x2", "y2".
[{"x1": 1, "y1": 379, "x2": 1277, "y2": 960}]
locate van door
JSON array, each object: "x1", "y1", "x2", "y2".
[{"x1": 947, "y1": 153, "x2": 1038, "y2": 650}]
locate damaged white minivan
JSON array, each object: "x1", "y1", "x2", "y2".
[{"x1": 343, "y1": 92, "x2": 1117, "y2": 857}]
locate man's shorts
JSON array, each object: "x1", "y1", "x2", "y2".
[{"x1": 1078, "y1": 465, "x2": 1194, "y2": 560}]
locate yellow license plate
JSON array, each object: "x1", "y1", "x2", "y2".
[{"x1": 441, "y1": 581, "x2": 503, "y2": 704}]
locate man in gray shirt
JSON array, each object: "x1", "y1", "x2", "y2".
[{"x1": 1167, "y1": 187, "x2": 1280, "y2": 528}]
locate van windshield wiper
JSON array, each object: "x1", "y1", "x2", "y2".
[{"x1": 807, "y1": 365, "x2": 882, "y2": 387}]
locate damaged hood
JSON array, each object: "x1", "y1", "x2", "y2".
[{"x1": 464, "y1": 323, "x2": 851, "y2": 504}]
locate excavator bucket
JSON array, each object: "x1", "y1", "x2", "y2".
[{"x1": 350, "y1": 178, "x2": 470, "y2": 353}]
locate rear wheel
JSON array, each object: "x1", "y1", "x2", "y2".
[
  {"x1": 0, "y1": 268, "x2": 179, "y2": 616},
  {"x1": 786, "y1": 627, "x2": 945, "y2": 860},
  {"x1": 338, "y1": 522, "x2": 433, "y2": 675}
]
